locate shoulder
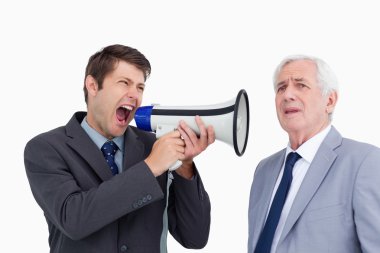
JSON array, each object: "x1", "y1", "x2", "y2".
[
  {"x1": 255, "y1": 149, "x2": 285, "y2": 174},
  {"x1": 25, "y1": 112, "x2": 83, "y2": 151},
  {"x1": 327, "y1": 126, "x2": 379, "y2": 154},
  {"x1": 24, "y1": 125, "x2": 67, "y2": 161},
  {"x1": 327, "y1": 134, "x2": 380, "y2": 177},
  {"x1": 339, "y1": 136, "x2": 380, "y2": 157},
  {"x1": 260, "y1": 149, "x2": 285, "y2": 165},
  {"x1": 26, "y1": 126, "x2": 66, "y2": 146}
]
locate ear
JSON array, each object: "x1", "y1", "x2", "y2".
[
  {"x1": 326, "y1": 90, "x2": 338, "y2": 114},
  {"x1": 85, "y1": 75, "x2": 99, "y2": 98}
]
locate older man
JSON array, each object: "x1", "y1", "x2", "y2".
[{"x1": 248, "y1": 55, "x2": 380, "y2": 253}]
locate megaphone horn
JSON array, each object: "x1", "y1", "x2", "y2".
[{"x1": 134, "y1": 89, "x2": 250, "y2": 156}]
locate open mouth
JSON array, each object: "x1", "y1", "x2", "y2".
[
  {"x1": 116, "y1": 105, "x2": 134, "y2": 124},
  {"x1": 285, "y1": 108, "x2": 300, "y2": 114}
]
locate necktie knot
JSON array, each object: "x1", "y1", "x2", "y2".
[
  {"x1": 285, "y1": 152, "x2": 301, "y2": 171},
  {"x1": 101, "y1": 141, "x2": 119, "y2": 175},
  {"x1": 286, "y1": 152, "x2": 301, "y2": 167}
]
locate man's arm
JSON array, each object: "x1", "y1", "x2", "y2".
[
  {"x1": 353, "y1": 147, "x2": 380, "y2": 252},
  {"x1": 168, "y1": 164, "x2": 211, "y2": 249}
]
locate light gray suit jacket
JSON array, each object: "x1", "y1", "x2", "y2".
[{"x1": 248, "y1": 127, "x2": 380, "y2": 253}]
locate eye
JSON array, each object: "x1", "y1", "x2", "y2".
[
  {"x1": 119, "y1": 80, "x2": 129, "y2": 86},
  {"x1": 297, "y1": 83, "x2": 308, "y2": 89},
  {"x1": 138, "y1": 86, "x2": 145, "y2": 92},
  {"x1": 277, "y1": 85, "x2": 286, "y2": 93}
]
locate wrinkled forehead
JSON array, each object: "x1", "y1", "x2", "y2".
[{"x1": 276, "y1": 60, "x2": 317, "y2": 83}]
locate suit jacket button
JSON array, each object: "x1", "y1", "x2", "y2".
[
  {"x1": 147, "y1": 194, "x2": 152, "y2": 200},
  {"x1": 120, "y1": 245, "x2": 128, "y2": 251},
  {"x1": 138, "y1": 199, "x2": 143, "y2": 206}
]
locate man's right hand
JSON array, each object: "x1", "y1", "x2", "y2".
[{"x1": 144, "y1": 130, "x2": 186, "y2": 177}]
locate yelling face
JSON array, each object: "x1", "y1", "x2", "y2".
[
  {"x1": 85, "y1": 60, "x2": 145, "y2": 139},
  {"x1": 275, "y1": 59, "x2": 337, "y2": 148}
]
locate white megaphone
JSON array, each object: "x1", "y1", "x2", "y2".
[{"x1": 134, "y1": 89, "x2": 250, "y2": 170}]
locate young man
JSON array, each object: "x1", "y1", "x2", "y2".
[{"x1": 24, "y1": 44, "x2": 215, "y2": 253}]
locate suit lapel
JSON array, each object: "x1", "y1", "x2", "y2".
[
  {"x1": 64, "y1": 113, "x2": 147, "y2": 180},
  {"x1": 278, "y1": 127, "x2": 342, "y2": 244},
  {"x1": 254, "y1": 151, "x2": 287, "y2": 240},
  {"x1": 122, "y1": 127, "x2": 145, "y2": 170},
  {"x1": 65, "y1": 112, "x2": 113, "y2": 181}
]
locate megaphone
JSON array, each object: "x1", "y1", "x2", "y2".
[{"x1": 134, "y1": 89, "x2": 250, "y2": 157}]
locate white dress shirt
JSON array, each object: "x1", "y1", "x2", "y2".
[{"x1": 268, "y1": 125, "x2": 332, "y2": 253}]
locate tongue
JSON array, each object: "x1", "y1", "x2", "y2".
[{"x1": 116, "y1": 108, "x2": 129, "y2": 122}]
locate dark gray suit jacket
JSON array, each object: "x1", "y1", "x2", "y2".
[
  {"x1": 248, "y1": 127, "x2": 380, "y2": 253},
  {"x1": 24, "y1": 112, "x2": 211, "y2": 253}
]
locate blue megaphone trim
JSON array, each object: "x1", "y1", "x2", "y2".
[{"x1": 134, "y1": 106, "x2": 153, "y2": 131}]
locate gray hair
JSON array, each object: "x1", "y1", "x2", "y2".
[
  {"x1": 273, "y1": 55, "x2": 339, "y2": 96},
  {"x1": 273, "y1": 55, "x2": 339, "y2": 120}
]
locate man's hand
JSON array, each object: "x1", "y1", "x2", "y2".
[
  {"x1": 144, "y1": 115, "x2": 215, "y2": 178},
  {"x1": 144, "y1": 130, "x2": 186, "y2": 177},
  {"x1": 175, "y1": 115, "x2": 215, "y2": 179}
]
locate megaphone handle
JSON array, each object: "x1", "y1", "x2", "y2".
[{"x1": 169, "y1": 160, "x2": 182, "y2": 171}]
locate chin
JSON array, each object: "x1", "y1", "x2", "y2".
[
  {"x1": 282, "y1": 122, "x2": 304, "y2": 133},
  {"x1": 111, "y1": 126, "x2": 128, "y2": 137}
]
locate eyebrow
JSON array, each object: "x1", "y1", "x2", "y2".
[
  {"x1": 120, "y1": 77, "x2": 145, "y2": 86},
  {"x1": 276, "y1": 77, "x2": 306, "y2": 87},
  {"x1": 293, "y1": 77, "x2": 305, "y2": 82},
  {"x1": 276, "y1": 80, "x2": 288, "y2": 88}
]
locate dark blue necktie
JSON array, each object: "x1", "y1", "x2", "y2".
[
  {"x1": 101, "y1": 140, "x2": 119, "y2": 175},
  {"x1": 254, "y1": 152, "x2": 301, "y2": 253}
]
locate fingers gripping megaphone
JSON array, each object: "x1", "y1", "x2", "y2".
[{"x1": 134, "y1": 89, "x2": 250, "y2": 170}]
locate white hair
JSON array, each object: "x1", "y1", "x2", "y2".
[{"x1": 273, "y1": 55, "x2": 339, "y2": 96}]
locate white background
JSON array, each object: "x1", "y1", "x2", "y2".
[{"x1": 1, "y1": 1, "x2": 380, "y2": 252}]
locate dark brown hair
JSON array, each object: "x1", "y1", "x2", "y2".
[{"x1": 83, "y1": 44, "x2": 151, "y2": 103}]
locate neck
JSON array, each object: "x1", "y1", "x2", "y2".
[{"x1": 288, "y1": 123, "x2": 330, "y2": 150}]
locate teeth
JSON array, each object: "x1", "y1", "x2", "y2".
[{"x1": 121, "y1": 105, "x2": 133, "y2": 111}]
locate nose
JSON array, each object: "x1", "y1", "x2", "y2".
[
  {"x1": 283, "y1": 84, "x2": 297, "y2": 101},
  {"x1": 126, "y1": 86, "x2": 139, "y2": 100}
]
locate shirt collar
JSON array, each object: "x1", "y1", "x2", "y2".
[{"x1": 80, "y1": 116, "x2": 124, "y2": 152}]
